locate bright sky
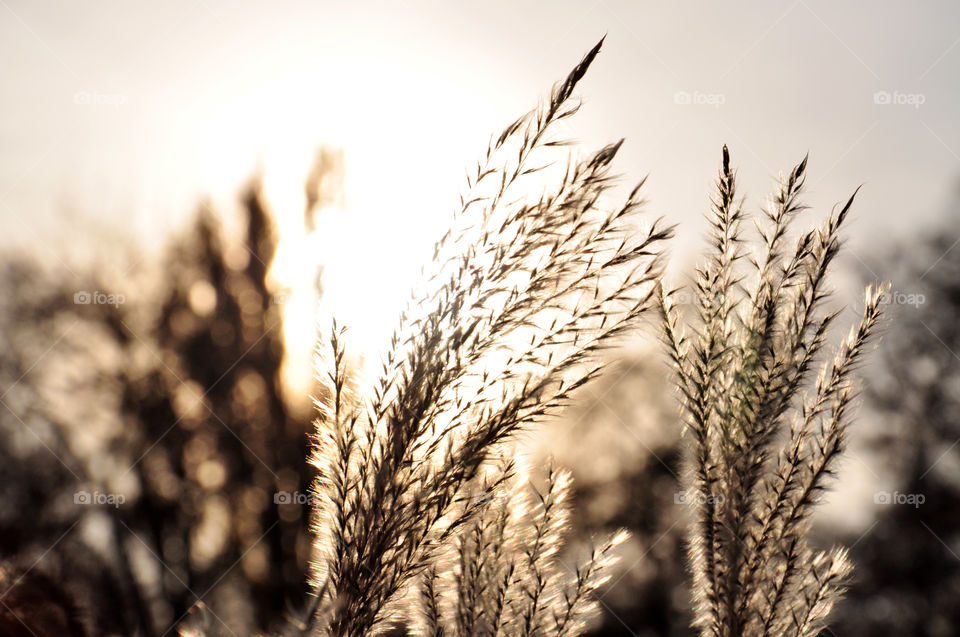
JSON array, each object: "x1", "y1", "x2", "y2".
[{"x1": 2, "y1": 0, "x2": 959, "y2": 360}]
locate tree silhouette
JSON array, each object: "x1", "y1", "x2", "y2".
[
  {"x1": 831, "y1": 185, "x2": 960, "y2": 636},
  {"x1": 0, "y1": 155, "x2": 337, "y2": 636}
]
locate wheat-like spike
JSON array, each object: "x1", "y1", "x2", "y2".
[
  {"x1": 716, "y1": 155, "x2": 814, "y2": 632},
  {"x1": 454, "y1": 513, "x2": 484, "y2": 635},
  {"x1": 747, "y1": 286, "x2": 883, "y2": 601},
  {"x1": 451, "y1": 460, "x2": 517, "y2": 636},
  {"x1": 310, "y1": 39, "x2": 670, "y2": 637},
  {"x1": 309, "y1": 323, "x2": 359, "y2": 602},
  {"x1": 730, "y1": 197, "x2": 855, "y2": 624},
  {"x1": 413, "y1": 565, "x2": 446, "y2": 637},
  {"x1": 551, "y1": 529, "x2": 629, "y2": 637},
  {"x1": 428, "y1": 459, "x2": 623, "y2": 637},
  {"x1": 793, "y1": 547, "x2": 851, "y2": 636},
  {"x1": 682, "y1": 146, "x2": 747, "y2": 636},
  {"x1": 514, "y1": 465, "x2": 571, "y2": 637},
  {"x1": 659, "y1": 283, "x2": 724, "y2": 636},
  {"x1": 481, "y1": 470, "x2": 529, "y2": 637},
  {"x1": 662, "y1": 147, "x2": 885, "y2": 637}
]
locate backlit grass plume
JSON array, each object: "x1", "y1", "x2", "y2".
[
  {"x1": 413, "y1": 460, "x2": 627, "y2": 637},
  {"x1": 658, "y1": 146, "x2": 884, "y2": 637},
  {"x1": 307, "y1": 39, "x2": 670, "y2": 636}
]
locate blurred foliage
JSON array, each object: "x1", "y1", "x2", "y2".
[
  {"x1": 828, "y1": 186, "x2": 960, "y2": 637},
  {"x1": 0, "y1": 157, "x2": 335, "y2": 635}
]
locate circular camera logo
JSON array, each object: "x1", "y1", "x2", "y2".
[
  {"x1": 274, "y1": 490, "x2": 317, "y2": 506},
  {"x1": 74, "y1": 490, "x2": 126, "y2": 508}
]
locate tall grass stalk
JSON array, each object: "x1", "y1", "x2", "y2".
[
  {"x1": 307, "y1": 39, "x2": 670, "y2": 636},
  {"x1": 658, "y1": 146, "x2": 884, "y2": 637}
]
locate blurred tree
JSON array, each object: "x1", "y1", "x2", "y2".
[
  {"x1": 0, "y1": 151, "x2": 338, "y2": 636},
  {"x1": 0, "y1": 564, "x2": 88, "y2": 637},
  {"x1": 116, "y1": 183, "x2": 312, "y2": 634},
  {"x1": 830, "y1": 188, "x2": 960, "y2": 637}
]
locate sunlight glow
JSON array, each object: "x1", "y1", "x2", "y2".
[{"x1": 235, "y1": 57, "x2": 502, "y2": 390}]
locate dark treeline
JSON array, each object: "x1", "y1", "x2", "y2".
[{"x1": 0, "y1": 151, "x2": 343, "y2": 635}]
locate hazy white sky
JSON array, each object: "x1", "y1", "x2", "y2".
[{"x1": 1, "y1": 0, "x2": 959, "y2": 338}]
